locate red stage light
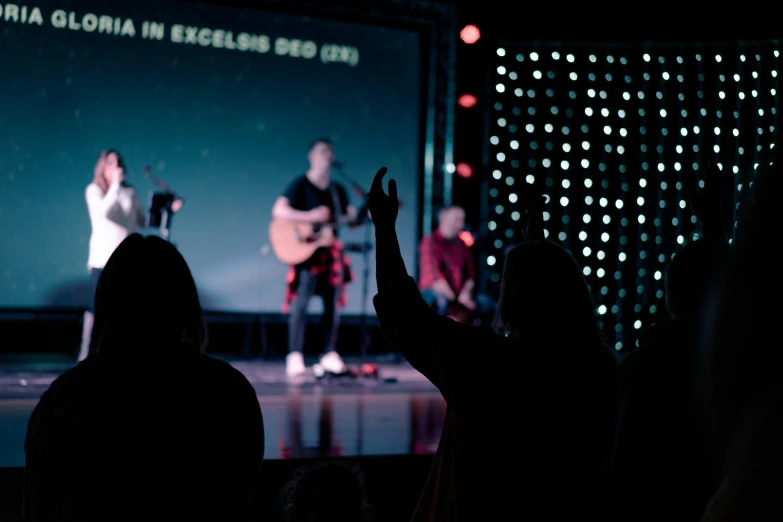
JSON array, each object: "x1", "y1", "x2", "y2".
[
  {"x1": 459, "y1": 230, "x2": 475, "y2": 247},
  {"x1": 456, "y1": 162, "x2": 473, "y2": 179},
  {"x1": 460, "y1": 25, "x2": 480, "y2": 44},
  {"x1": 458, "y1": 93, "x2": 478, "y2": 108}
]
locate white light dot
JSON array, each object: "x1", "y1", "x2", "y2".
[
  {"x1": 660, "y1": 109, "x2": 667, "y2": 117},
  {"x1": 560, "y1": 196, "x2": 569, "y2": 206},
  {"x1": 562, "y1": 179, "x2": 571, "y2": 189},
  {"x1": 615, "y1": 199, "x2": 623, "y2": 209},
  {"x1": 526, "y1": 124, "x2": 535, "y2": 133},
  {"x1": 552, "y1": 51, "x2": 560, "y2": 60},
  {"x1": 600, "y1": 198, "x2": 608, "y2": 207},
  {"x1": 598, "y1": 305, "x2": 607, "y2": 314},
  {"x1": 567, "y1": 54, "x2": 575, "y2": 62},
  {"x1": 570, "y1": 72, "x2": 578, "y2": 81},
  {"x1": 492, "y1": 170, "x2": 501, "y2": 180},
  {"x1": 601, "y1": 108, "x2": 610, "y2": 117},
  {"x1": 510, "y1": 140, "x2": 519, "y2": 150},
  {"x1": 530, "y1": 51, "x2": 538, "y2": 61},
  {"x1": 634, "y1": 320, "x2": 642, "y2": 329},
  {"x1": 643, "y1": 53, "x2": 650, "y2": 62},
  {"x1": 496, "y1": 83, "x2": 506, "y2": 93},
  {"x1": 545, "y1": 123, "x2": 554, "y2": 132},
  {"x1": 583, "y1": 247, "x2": 592, "y2": 257},
  {"x1": 533, "y1": 70, "x2": 542, "y2": 79},
  {"x1": 619, "y1": 253, "x2": 627, "y2": 262},
  {"x1": 488, "y1": 255, "x2": 497, "y2": 265},
  {"x1": 602, "y1": 232, "x2": 610, "y2": 242},
  {"x1": 654, "y1": 271, "x2": 662, "y2": 280},
  {"x1": 638, "y1": 215, "x2": 646, "y2": 224},
  {"x1": 582, "y1": 141, "x2": 590, "y2": 150},
  {"x1": 583, "y1": 214, "x2": 591, "y2": 224},
  {"x1": 497, "y1": 66, "x2": 506, "y2": 75},
  {"x1": 637, "y1": 197, "x2": 645, "y2": 205},
  {"x1": 526, "y1": 174, "x2": 535, "y2": 183},
  {"x1": 604, "y1": 125, "x2": 612, "y2": 134},
  {"x1": 497, "y1": 48, "x2": 506, "y2": 57},
  {"x1": 561, "y1": 160, "x2": 570, "y2": 170},
  {"x1": 581, "y1": 159, "x2": 590, "y2": 168},
  {"x1": 497, "y1": 152, "x2": 506, "y2": 161},
  {"x1": 509, "y1": 193, "x2": 518, "y2": 203},
  {"x1": 586, "y1": 108, "x2": 594, "y2": 116},
  {"x1": 515, "y1": 88, "x2": 523, "y2": 97}
]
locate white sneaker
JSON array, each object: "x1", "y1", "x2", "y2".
[
  {"x1": 286, "y1": 352, "x2": 306, "y2": 376},
  {"x1": 319, "y1": 351, "x2": 346, "y2": 374}
]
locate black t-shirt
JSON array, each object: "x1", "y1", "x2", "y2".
[{"x1": 283, "y1": 174, "x2": 349, "y2": 219}]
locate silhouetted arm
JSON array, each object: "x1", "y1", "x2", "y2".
[{"x1": 374, "y1": 225, "x2": 494, "y2": 408}]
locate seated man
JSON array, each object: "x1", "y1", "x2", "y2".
[{"x1": 418, "y1": 205, "x2": 494, "y2": 322}]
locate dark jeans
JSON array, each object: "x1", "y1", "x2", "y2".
[
  {"x1": 288, "y1": 268, "x2": 340, "y2": 355},
  {"x1": 420, "y1": 287, "x2": 497, "y2": 323},
  {"x1": 88, "y1": 268, "x2": 102, "y2": 312}
]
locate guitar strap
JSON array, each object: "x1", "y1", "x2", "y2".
[
  {"x1": 328, "y1": 183, "x2": 345, "y2": 280},
  {"x1": 328, "y1": 183, "x2": 344, "y2": 223}
]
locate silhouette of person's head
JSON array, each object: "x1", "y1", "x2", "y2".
[
  {"x1": 90, "y1": 233, "x2": 206, "y2": 364},
  {"x1": 281, "y1": 462, "x2": 369, "y2": 522},
  {"x1": 494, "y1": 240, "x2": 603, "y2": 352},
  {"x1": 665, "y1": 238, "x2": 732, "y2": 321}
]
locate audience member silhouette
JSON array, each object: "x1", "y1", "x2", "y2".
[
  {"x1": 611, "y1": 238, "x2": 732, "y2": 521},
  {"x1": 697, "y1": 152, "x2": 783, "y2": 521},
  {"x1": 23, "y1": 234, "x2": 265, "y2": 522},
  {"x1": 280, "y1": 461, "x2": 370, "y2": 522},
  {"x1": 609, "y1": 161, "x2": 735, "y2": 522},
  {"x1": 368, "y1": 167, "x2": 617, "y2": 521}
]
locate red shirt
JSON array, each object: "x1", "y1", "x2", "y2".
[{"x1": 417, "y1": 230, "x2": 475, "y2": 296}]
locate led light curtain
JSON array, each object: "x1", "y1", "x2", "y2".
[{"x1": 488, "y1": 42, "x2": 780, "y2": 351}]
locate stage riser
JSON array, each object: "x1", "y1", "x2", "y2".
[{"x1": 0, "y1": 317, "x2": 392, "y2": 357}]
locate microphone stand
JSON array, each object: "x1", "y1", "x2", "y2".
[
  {"x1": 332, "y1": 164, "x2": 372, "y2": 369},
  {"x1": 144, "y1": 165, "x2": 184, "y2": 244}
]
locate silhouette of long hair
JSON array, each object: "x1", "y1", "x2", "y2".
[
  {"x1": 700, "y1": 156, "x2": 783, "y2": 452},
  {"x1": 90, "y1": 234, "x2": 207, "y2": 363},
  {"x1": 280, "y1": 461, "x2": 370, "y2": 522},
  {"x1": 493, "y1": 240, "x2": 606, "y2": 358},
  {"x1": 91, "y1": 149, "x2": 126, "y2": 193}
]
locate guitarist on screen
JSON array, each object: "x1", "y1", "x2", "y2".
[{"x1": 271, "y1": 138, "x2": 357, "y2": 377}]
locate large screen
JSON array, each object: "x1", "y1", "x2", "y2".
[{"x1": 0, "y1": 1, "x2": 423, "y2": 313}]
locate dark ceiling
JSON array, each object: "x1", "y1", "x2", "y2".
[{"x1": 458, "y1": 0, "x2": 781, "y2": 44}]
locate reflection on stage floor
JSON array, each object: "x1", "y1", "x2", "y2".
[{"x1": 0, "y1": 357, "x2": 446, "y2": 467}]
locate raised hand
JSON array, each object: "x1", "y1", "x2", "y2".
[
  {"x1": 684, "y1": 161, "x2": 731, "y2": 222},
  {"x1": 519, "y1": 181, "x2": 547, "y2": 241},
  {"x1": 94, "y1": 151, "x2": 107, "y2": 179},
  {"x1": 368, "y1": 167, "x2": 398, "y2": 231}
]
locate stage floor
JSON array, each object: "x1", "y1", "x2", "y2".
[{"x1": 0, "y1": 355, "x2": 445, "y2": 467}]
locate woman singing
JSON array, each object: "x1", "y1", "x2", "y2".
[{"x1": 79, "y1": 150, "x2": 146, "y2": 361}]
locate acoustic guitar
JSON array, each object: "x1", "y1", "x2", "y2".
[{"x1": 268, "y1": 216, "x2": 352, "y2": 265}]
